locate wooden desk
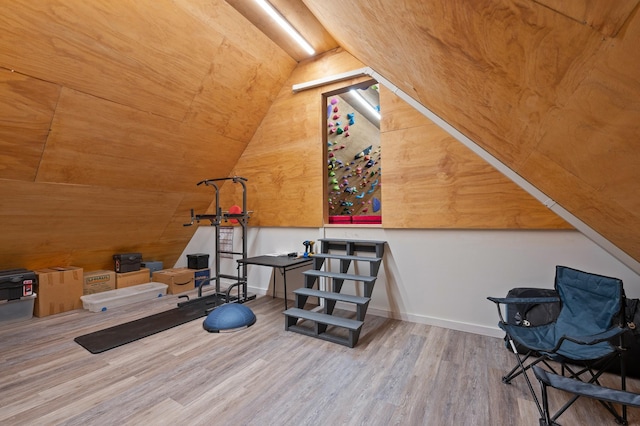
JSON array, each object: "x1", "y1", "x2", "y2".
[{"x1": 236, "y1": 255, "x2": 312, "y2": 309}]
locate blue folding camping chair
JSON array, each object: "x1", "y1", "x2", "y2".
[{"x1": 488, "y1": 265, "x2": 630, "y2": 425}]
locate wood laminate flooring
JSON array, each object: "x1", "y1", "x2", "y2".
[{"x1": 1, "y1": 292, "x2": 638, "y2": 425}]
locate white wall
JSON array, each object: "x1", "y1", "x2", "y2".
[{"x1": 179, "y1": 226, "x2": 640, "y2": 338}]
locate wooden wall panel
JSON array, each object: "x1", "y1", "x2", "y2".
[
  {"x1": 303, "y1": 0, "x2": 640, "y2": 261},
  {"x1": 221, "y1": 49, "x2": 371, "y2": 227},
  {"x1": 381, "y1": 87, "x2": 571, "y2": 229},
  {"x1": 533, "y1": 0, "x2": 639, "y2": 37},
  {"x1": 0, "y1": 70, "x2": 60, "y2": 181},
  {"x1": 0, "y1": 0, "x2": 295, "y2": 271},
  {"x1": 35, "y1": 89, "x2": 247, "y2": 192},
  {"x1": 185, "y1": 39, "x2": 288, "y2": 143},
  {"x1": 519, "y1": 13, "x2": 640, "y2": 256},
  {"x1": 0, "y1": 0, "x2": 220, "y2": 120},
  {"x1": 0, "y1": 180, "x2": 185, "y2": 270}
]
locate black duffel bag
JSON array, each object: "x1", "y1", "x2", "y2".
[
  {"x1": 504, "y1": 287, "x2": 561, "y2": 353},
  {"x1": 606, "y1": 297, "x2": 640, "y2": 379}
]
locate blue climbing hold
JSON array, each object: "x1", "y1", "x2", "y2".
[{"x1": 373, "y1": 197, "x2": 381, "y2": 212}]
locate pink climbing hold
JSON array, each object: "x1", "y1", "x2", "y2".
[{"x1": 330, "y1": 98, "x2": 338, "y2": 105}]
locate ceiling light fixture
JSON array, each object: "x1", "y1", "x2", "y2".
[
  {"x1": 254, "y1": 0, "x2": 315, "y2": 56},
  {"x1": 350, "y1": 89, "x2": 381, "y2": 120}
]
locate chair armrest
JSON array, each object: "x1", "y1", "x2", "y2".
[
  {"x1": 558, "y1": 326, "x2": 627, "y2": 347},
  {"x1": 487, "y1": 295, "x2": 560, "y2": 325},
  {"x1": 487, "y1": 296, "x2": 560, "y2": 305}
]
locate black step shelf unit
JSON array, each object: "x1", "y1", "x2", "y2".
[
  {"x1": 183, "y1": 176, "x2": 255, "y2": 305},
  {"x1": 284, "y1": 238, "x2": 386, "y2": 348}
]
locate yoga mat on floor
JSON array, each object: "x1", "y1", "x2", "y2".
[{"x1": 74, "y1": 295, "x2": 225, "y2": 354}]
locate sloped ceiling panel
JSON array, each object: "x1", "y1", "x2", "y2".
[
  {"x1": 302, "y1": 0, "x2": 640, "y2": 263},
  {"x1": 0, "y1": 0, "x2": 296, "y2": 270}
]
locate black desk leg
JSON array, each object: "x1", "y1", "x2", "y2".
[
  {"x1": 282, "y1": 267, "x2": 288, "y2": 310},
  {"x1": 271, "y1": 271, "x2": 276, "y2": 299}
]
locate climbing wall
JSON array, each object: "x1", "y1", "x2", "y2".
[{"x1": 327, "y1": 84, "x2": 381, "y2": 222}]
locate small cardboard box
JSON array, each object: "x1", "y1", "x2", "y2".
[
  {"x1": 34, "y1": 266, "x2": 83, "y2": 317},
  {"x1": 116, "y1": 268, "x2": 150, "y2": 289},
  {"x1": 83, "y1": 270, "x2": 116, "y2": 295},
  {"x1": 153, "y1": 268, "x2": 194, "y2": 294}
]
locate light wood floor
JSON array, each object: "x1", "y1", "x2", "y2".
[{"x1": 1, "y1": 292, "x2": 639, "y2": 426}]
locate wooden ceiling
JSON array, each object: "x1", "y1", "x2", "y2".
[
  {"x1": 1, "y1": 0, "x2": 639, "y2": 271},
  {"x1": 298, "y1": 0, "x2": 640, "y2": 266}
]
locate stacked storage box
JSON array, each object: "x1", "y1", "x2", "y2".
[
  {"x1": 34, "y1": 266, "x2": 83, "y2": 317},
  {"x1": 83, "y1": 270, "x2": 116, "y2": 295},
  {"x1": 80, "y1": 282, "x2": 168, "y2": 312},
  {"x1": 141, "y1": 261, "x2": 163, "y2": 279},
  {"x1": 153, "y1": 268, "x2": 194, "y2": 294},
  {"x1": 113, "y1": 252, "x2": 142, "y2": 273},
  {"x1": 116, "y1": 268, "x2": 150, "y2": 288},
  {"x1": 0, "y1": 269, "x2": 37, "y2": 323}
]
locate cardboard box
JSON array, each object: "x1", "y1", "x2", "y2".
[
  {"x1": 194, "y1": 268, "x2": 211, "y2": 289},
  {"x1": 153, "y1": 268, "x2": 194, "y2": 294},
  {"x1": 83, "y1": 270, "x2": 116, "y2": 295},
  {"x1": 116, "y1": 268, "x2": 150, "y2": 289},
  {"x1": 34, "y1": 266, "x2": 83, "y2": 317}
]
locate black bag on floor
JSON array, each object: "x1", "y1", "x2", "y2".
[
  {"x1": 606, "y1": 297, "x2": 640, "y2": 378},
  {"x1": 504, "y1": 287, "x2": 561, "y2": 353}
]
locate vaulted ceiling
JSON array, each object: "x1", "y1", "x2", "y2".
[
  {"x1": 1, "y1": 0, "x2": 638, "y2": 272},
  {"x1": 297, "y1": 0, "x2": 640, "y2": 269}
]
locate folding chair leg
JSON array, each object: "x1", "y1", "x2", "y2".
[
  {"x1": 506, "y1": 337, "x2": 545, "y2": 419},
  {"x1": 539, "y1": 380, "x2": 558, "y2": 426}
]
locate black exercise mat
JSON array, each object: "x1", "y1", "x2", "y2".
[{"x1": 74, "y1": 295, "x2": 224, "y2": 354}]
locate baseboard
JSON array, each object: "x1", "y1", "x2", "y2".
[{"x1": 333, "y1": 301, "x2": 504, "y2": 339}]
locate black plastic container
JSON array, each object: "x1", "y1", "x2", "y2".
[
  {"x1": 113, "y1": 253, "x2": 142, "y2": 273},
  {"x1": 187, "y1": 253, "x2": 209, "y2": 269},
  {"x1": 0, "y1": 268, "x2": 36, "y2": 301}
]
